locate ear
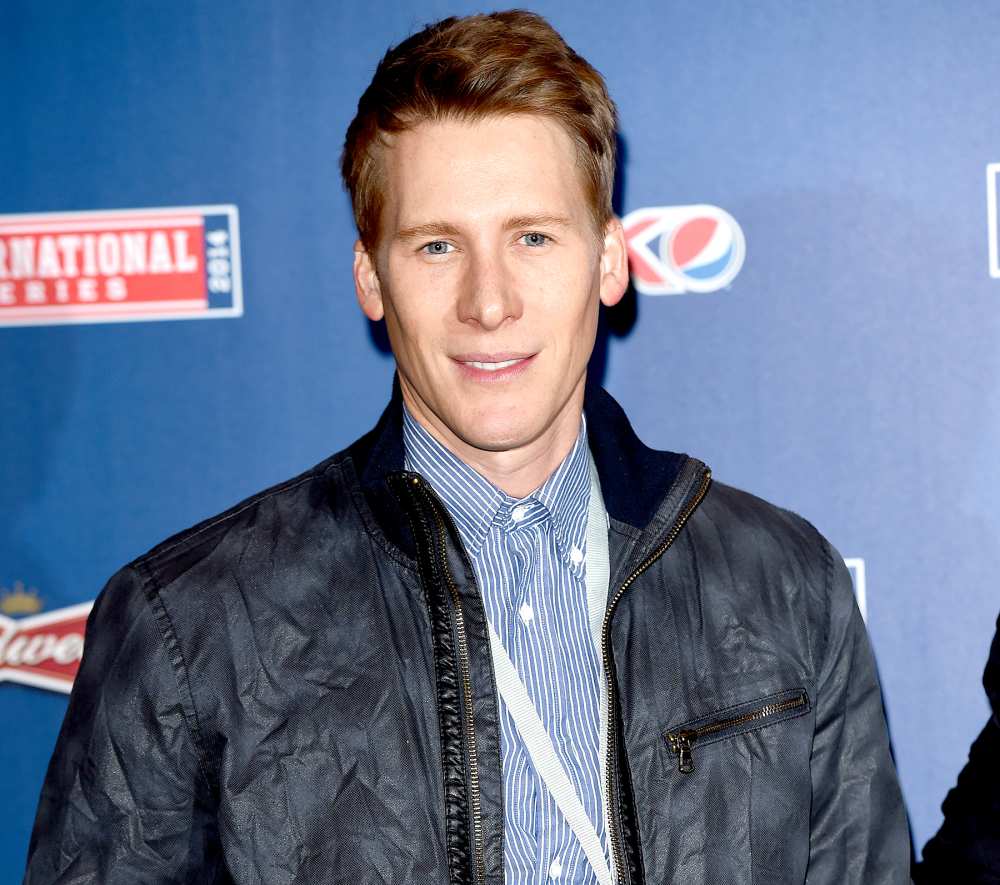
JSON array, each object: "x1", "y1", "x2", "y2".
[
  {"x1": 598, "y1": 217, "x2": 629, "y2": 308},
  {"x1": 353, "y1": 241, "x2": 385, "y2": 322}
]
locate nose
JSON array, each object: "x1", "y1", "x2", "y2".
[{"x1": 456, "y1": 249, "x2": 523, "y2": 330}]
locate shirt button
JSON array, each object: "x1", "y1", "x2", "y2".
[
  {"x1": 569, "y1": 545, "x2": 584, "y2": 565},
  {"x1": 511, "y1": 504, "x2": 528, "y2": 522},
  {"x1": 548, "y1": 857, "x2": 563, "y2": 879},
  {"x1": 518, "y1": 602, "x2": 534, "y2": 624}
]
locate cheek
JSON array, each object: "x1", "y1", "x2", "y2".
[
  {"x1": 384, "y1": 265, "x2": 457, "y2": 333},
  {"x1": 382, "y1": 297, "x2": 450, "y2": 382},
  {"x1": 529, "y1": 257, "x2": 596, "y2": 308},
  {"x1": 381, "y1": 300, "x2": 424, "y2": 369},
  {"x1": 379, "y1": 276, "x2": 426, "y2": 338},
  {"x1": 544, "y1": 274, "x2": 600, "y2": 345}
]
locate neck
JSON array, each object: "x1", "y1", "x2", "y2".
[{"x1": 401, "y1": 380, "x2": 584, "y2": 499}]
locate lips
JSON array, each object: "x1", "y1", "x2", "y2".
[
  {"x1": 465, "y1": 358, "x2": 523, "y2": 371},
  {"x1": 452, "y1": 352, "x2": 536, "y2": 379}
]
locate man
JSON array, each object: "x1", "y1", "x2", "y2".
[
  {"x1": 914, "y1": 613, "x2": 1000, "y2": 882},
  {"x1": 25, "y1": 11, "x2": 911, "y2": 884}
]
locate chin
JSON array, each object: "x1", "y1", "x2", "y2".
[
  {"x1": 451, "y1": 403, "x2": 516, "y2": 439},
  {"x1": 458, "y1": 426, "x2": 525, "y2": 453},
  {"x1": 456, "y1": 413, "x2": 541, "y2": 453}
]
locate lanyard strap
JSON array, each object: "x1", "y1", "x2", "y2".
[{"x1": 487, "y1": 453, "x2": 613, "y2": 884}]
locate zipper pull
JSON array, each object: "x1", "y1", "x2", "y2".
[{"x1": 668, "y1": 731, "x2": 696, "y2": 774}]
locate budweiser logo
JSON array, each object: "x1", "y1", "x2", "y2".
[{"x1": 0, "y1": 601, "x2": 93, "y2": 693}]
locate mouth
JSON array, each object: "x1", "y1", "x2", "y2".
[
  {"x1": 465, "y1": 358, "x2": 523, "y2": 371},
  {"x1": 452, "y1": 352, "x2": 536, "y2": 380}
]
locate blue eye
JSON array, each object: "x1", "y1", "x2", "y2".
[
  {"x1": 422, "y1": 241, "x2": 453, "y2": 255},
  {"x1": 521, "y1": 232, "x2": 549, "y2": 247}
]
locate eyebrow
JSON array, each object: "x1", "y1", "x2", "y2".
[
  {"x1": 394, "y1": 213, "x2": 573, "y2": 243},
  {"x1": 395, "y1": 221, "x2": 463, "y2": 243},
  {"x1": 504, "y1": 213, "x2": 573, "y2": 231}
]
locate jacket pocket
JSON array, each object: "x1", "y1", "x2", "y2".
[{"x1": 664, "y1": 687, "x2": 811, "y2": 774}]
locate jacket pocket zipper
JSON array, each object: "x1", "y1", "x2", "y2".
[{"x1": 665, "y1": 689, "x2": 809, "y2": 774}]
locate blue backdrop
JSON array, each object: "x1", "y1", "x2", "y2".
[{"x1": 3, "y1": 0, "x2": 999, "y2": 874}]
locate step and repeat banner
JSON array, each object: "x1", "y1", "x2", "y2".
[{"x1": 2, "y1": 0, "x2": 999, "y2": 873}]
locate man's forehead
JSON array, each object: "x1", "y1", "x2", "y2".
[
  {"x1": 379, "y1": 114, "x2": 589, "y2": 227},
  {"x1": 384, "y1": 112, "x2": 575, "y2": 150}
]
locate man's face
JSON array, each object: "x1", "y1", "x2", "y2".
[{"x1": 354, "y1": 114, "x2": 627, "y2": 462}]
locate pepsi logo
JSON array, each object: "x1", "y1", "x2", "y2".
[{"x1": 623, "y1": 204, "x2": 746, "y2": 295}]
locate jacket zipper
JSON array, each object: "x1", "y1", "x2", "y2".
[
  {"x1": 665, "y1": 691, "x2": 808, "y2": 774},
  {"x1": 415, "y1": 478, "x2": 487, "y2": 885},
  {"x1": 601, "y1": 467, "x2": 712, "y2": 882}
]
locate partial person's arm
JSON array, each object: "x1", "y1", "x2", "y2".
[
  {"x1": 805, "y1": 544, "x2": 913, "y2": 884},
  {"x1": 914, "y1": 615, "x2": 1000, "y2": 884},
  {"x1": 23, "y1": 567, "x2": 224, "y2": 884}
]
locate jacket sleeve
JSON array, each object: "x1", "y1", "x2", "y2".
[
  {"x1": 23, "y1": 566, "x2": 225, "y2": 885},
  {"x1": 914, "y1": 613, "x2": 1000, "y2": 882},
  {"x1": 805, "y1": 542, "x2": 913, "y2": 884}
]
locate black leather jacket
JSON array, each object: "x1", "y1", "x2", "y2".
[
  {"x1": 24, "y1": 385, "x2": 911, "y2": 884},
  {"x1": 915, "y1": 613, "x2": 1000, "y2": 883}
]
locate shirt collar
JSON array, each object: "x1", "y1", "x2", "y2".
[
  {"x1": 532, "y1": 421, "x2": 590, "y2": 567},
  {"x1": 402, "y1": 407, "x2": 590, "y2": 565},
  {"x1": 402, "y1": 408, "x2": 506, "y2": 556}
]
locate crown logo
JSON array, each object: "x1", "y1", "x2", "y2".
[{"x1": 0, "y1": 581, "x2": 44, "y2": 616}]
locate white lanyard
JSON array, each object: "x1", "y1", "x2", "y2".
[{"x1": 486, "y1": 454, "x2": 614, "y2": 884}]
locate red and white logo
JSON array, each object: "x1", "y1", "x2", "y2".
[
  {"x1": 0, "y1": 204, "x2": 242, "y2": 327},
  {"x1": 623, "y1": 204, "x2": 745, "y2": 295},
  {"x1": 0, "y1": 602, "x2": 93, "y2": 693}
]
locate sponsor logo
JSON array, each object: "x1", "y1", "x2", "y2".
[
  {"x1": 0, "y1": 600, "x2": 93, "y2": 693},
  {"x1": 844, "y1": 558, "x2": 867, "y2": 623},
  {"x1": 0, "y1": 204, "x2": 242, "y2": 327},
  {"x1": 988, "y1": 164, "x2": 1000, "y2": 279},
  {"x1": 0, "y1": 580, "x2": 43, "y2": 616},
  {"x1": 623, "y1": 204, "x2": 745, "y2": 295}
]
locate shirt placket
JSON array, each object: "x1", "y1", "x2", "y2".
[{"x1": 401, "y1": 406, "x2": 601, "y2": 884}]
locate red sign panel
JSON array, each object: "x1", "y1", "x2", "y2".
[
  {"x1": 0, "y1": 602, "x2": 94, "y2": 694},
  {"x1": 0, "y1": 205, "x2": 242, "y2": 326}
]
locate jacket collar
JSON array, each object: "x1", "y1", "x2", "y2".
[
  {"x1": 580, "y1": 376, "x2": 690, "y2": 530},
  {"x1": 345, "y1": 374, "x2": 693, "y2": 558}
]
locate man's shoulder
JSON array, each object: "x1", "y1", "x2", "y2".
[
  {"x1": 129, "y1": 447, "x2": 357, "y2": 590},
  {"x1": 694, "y1": 478, "x2": 841, "y2": 591},
  {"x1": 689, "y1": 479, "x2": 860, "y2": 669},
  {"x1": 701, "y1": 480, "x2": 830, "y2": 549}
]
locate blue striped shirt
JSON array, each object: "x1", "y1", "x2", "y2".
[{"x1": 403, "y1": 408, "x2": 609, "y2": 883}]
